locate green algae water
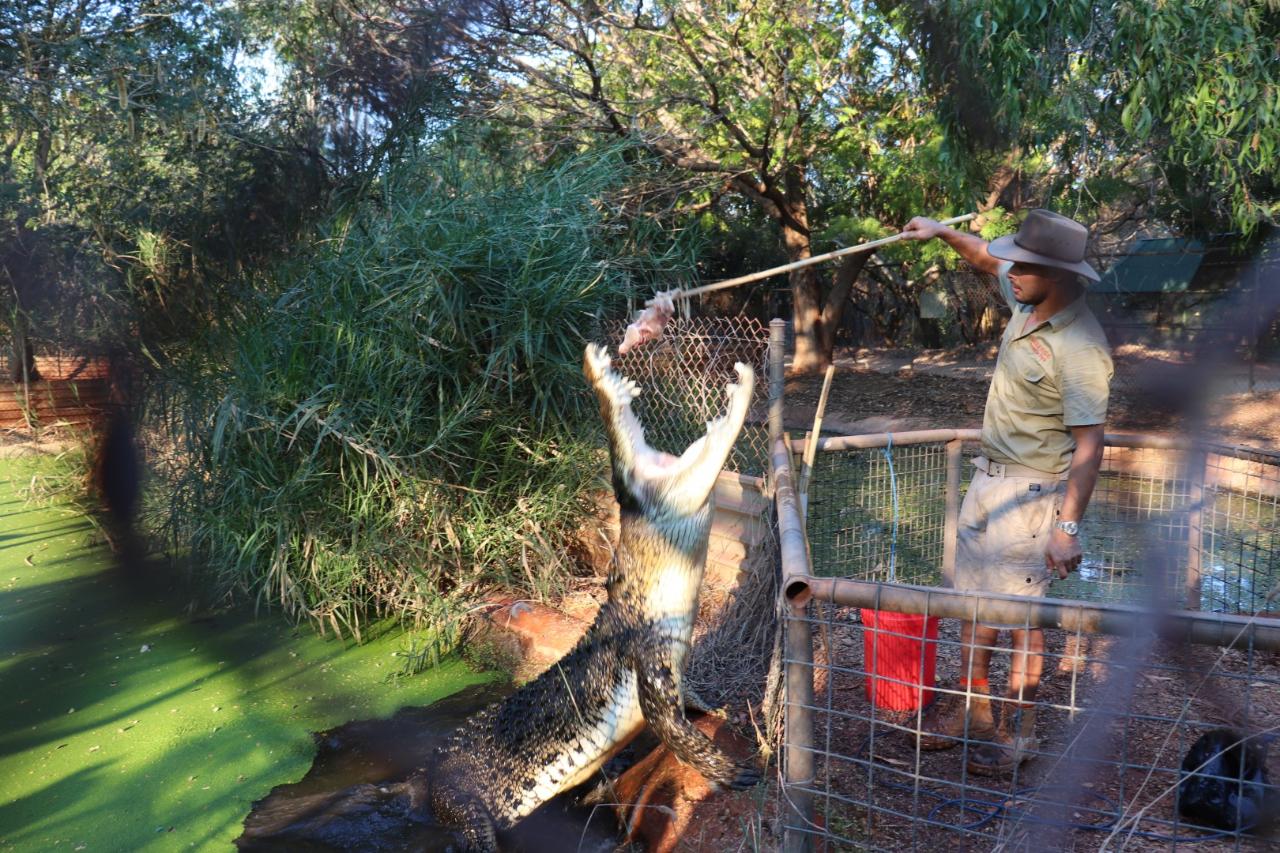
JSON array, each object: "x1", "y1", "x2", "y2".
[{"x1": 0, "y1": 454, "x2": 494, "y2": 851}]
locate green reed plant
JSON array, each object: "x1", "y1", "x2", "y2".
[{"x1": 148, "y1": 138, "x2": 694, "y2": 644}]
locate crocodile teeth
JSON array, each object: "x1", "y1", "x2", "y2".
[
  {"x1": 607, "y1": 373, "x2": 641, "y2": 405},
  {"x1": 587, "y1": 343, "x2": 611, "y2": 372}
]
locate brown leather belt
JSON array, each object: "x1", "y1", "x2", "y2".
[{"x1": 973, "y1": 456, "x2": 1069, "y2": 480}]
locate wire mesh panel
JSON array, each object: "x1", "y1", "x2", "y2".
[
  {"x1": 784, "y1": 591, "x2": 1280, "y2": 852},
  {"x1": 602, "y1": 315, "x2": 772, "y2": 477},
  {"x1": 802, "y1": 435, "x2": 1280, "y2": 616},
  {"x1": 1199, "y1": 451, "x2": 1280, "y2": 615},
  {"x1": 1059, "y1": 444, "x2": 1194, "y2": 606},
  {"x1": 786, "y1": 428, "x2": 1280, "y2": 852},
  {"x1": 805, "y1": 443, "x2": 949, "y2": 586}
]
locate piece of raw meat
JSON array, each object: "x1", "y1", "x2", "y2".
[{"x1": 618, "y1": 290, "x2": 678, "y2": 354}]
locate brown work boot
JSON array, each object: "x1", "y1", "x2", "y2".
[
  {"x1": 967, "y1": 701, "x2": 1039, "y2": 775},
  {"x1": 916, "y1": 681, "x2": 995, "y2": 751}
]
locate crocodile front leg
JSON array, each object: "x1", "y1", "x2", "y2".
[
  {"x1": 631, "y1": 639, "x2": 761, "y2": 790},
  {"x1": 682, "y1": 685, "x2": 724, "y2": 717}
]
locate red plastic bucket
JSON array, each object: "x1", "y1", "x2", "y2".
[{"x1": 861, "y1": 608, "x2": 940, "y2": 711}]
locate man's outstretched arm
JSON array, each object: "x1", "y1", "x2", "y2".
[{"x1": 901, "y1": 217, "x2": 1003, "y2": 276}]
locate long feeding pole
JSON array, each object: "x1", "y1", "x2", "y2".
[{"x1": 647, "y1": 212, "x2": 977, "y2": 306}]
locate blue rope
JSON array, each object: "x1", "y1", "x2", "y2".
[{"x1": 882, "y1": 434, "x2": 900, "y2": 583}]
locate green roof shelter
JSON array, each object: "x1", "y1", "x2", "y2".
[{"x1": 1092, "y1": 238, "x2": 1206, "y2": 294}]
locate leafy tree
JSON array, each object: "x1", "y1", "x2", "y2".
[
  {"x1": 904, "y1": 0, "x2": 1279, "y2": 233},
  {"x1": 242, "y1": 0, "x2": 472, "y2": 179},
  {"x1": 458, "y1": 0, "x2": 974, "y2": 371},
  {"x1": 0, "y1": 1, "x2": 332, "y2": 372}
]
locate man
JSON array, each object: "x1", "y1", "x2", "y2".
[{"x1": 899, "y1": 209, "x2": 1113, "y2": 775}]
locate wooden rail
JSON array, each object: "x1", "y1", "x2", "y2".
[{"x1": 2, "y1": 356, "x2": 110, "y2": 432}]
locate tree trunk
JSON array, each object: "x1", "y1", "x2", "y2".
[
  {"x1": 778, "y1": 175, "x2": 828, "y2": 373},
  {"x1": 4, "y1": 226, "x2": 40, "y2": 384},
  {"x1": 818, "y1": 252, "x2": 873, "y2": 358},
  {"x1": 8, "y1": 310, "x2": 38, "y2": 383},
  {"x1": 981, "y1": 146, "x2": 1024, "y2": 212},
  {"x1": 783, "y1": 227, "x2": 828, "y2": 373}
]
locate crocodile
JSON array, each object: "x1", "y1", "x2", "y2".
[{"x1": 425, "y1": 343, "x2": 761, "y2": 851}]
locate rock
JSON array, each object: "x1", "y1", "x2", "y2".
[
  {"x1": 479, "y1": 597, "x2": 591, "y2": 681},
  {"x1": 610, "y1": 714, "x2": 762, "y2": 853}
]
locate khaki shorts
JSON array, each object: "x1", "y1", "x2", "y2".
[{"x1": 955, "y1": 465, "x2": 1065, "y2": 601}]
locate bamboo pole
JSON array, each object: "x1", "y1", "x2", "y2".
[
  {"x1": 768, "y1": 319, "x2": 787, "y2": 456},
  {"x1": 1185, "y1": 448, "x2": 1207, "y2": 611},
  {"x1": 786, "y1": 428, "x2": 1280, "y2": 467},
  {"x1": 773, "y1": 433, "x2": 815, "y2": 853},
  {"x1": 942, "y1": 438, "x2": 964, "y2": 588},
  {"x1": 790, "y1": 428, "x2": 981, "y2": 453},
  {"x1": 646, "y1": 213, "x2": 978, "y2": 306}
]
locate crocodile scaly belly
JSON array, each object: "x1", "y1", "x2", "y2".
[{"x1": 505, "y1": 671, "x2": 646, "y2": 821}]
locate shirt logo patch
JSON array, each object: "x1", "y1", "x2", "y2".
[{"x1": 1028, "y1": 337, "x2": 1052, "y2": 363}]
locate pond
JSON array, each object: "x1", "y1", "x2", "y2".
[{"x1": 0, "y1": 455, "x2": 494, "y2": 851}]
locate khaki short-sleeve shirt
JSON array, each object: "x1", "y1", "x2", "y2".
[{"x1": 981, "y1": 262, "x2": 1114, "y2": 474}]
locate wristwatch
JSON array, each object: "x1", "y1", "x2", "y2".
[{"x1": 1055, "y1": 520, "x2": 1080, "y2": 536}]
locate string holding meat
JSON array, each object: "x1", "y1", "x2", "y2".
[{"x1": 618, "y1": 290, "x2": 678, "y2": 354}]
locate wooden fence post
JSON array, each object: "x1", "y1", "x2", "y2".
[
  {"x1": 1185, "y1": 449, "x2": 1207, "y2": 611},
  {"x1": 942, "y1": 438, "x2": 963, "y2": 589}
]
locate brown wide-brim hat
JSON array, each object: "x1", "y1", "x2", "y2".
[{"x1": 988, "y1": 209, "x2": 1100, "y2": 282}]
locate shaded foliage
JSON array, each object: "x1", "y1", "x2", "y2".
[
  {"x1": 920, "y1": 0, "x2": 1280, "y2": 232},
  {"x1": 151, "y1": 140, "x2": 695, "y2": 640},
  {"x1": 0, "y1": 0, "x2": 331, "y2": 362}
]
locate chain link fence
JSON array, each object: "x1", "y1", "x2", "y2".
[
  {"x1": 602, "y1": 315, "x2": 773, "y2": 478},
  {"x1": 597, "y1": 314, "x2": 782, "y2": 711}
]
